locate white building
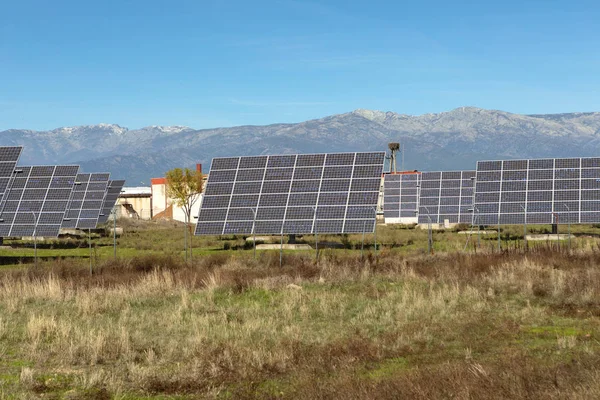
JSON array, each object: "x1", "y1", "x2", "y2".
[
  {"x1": 117, "y1": 187, "x2": 152, "y2": 219},
  {"x1": 150, "y1": 164, "x2": 204, "y2": 223}
]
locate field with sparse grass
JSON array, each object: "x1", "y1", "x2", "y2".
[{"x1": 1, "y1": 220, "x2": 600, "y2": 398}]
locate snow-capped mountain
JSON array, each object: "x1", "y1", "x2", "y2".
[{"x1": 1, "y1": 107, "x2": 599, "y2": 183}]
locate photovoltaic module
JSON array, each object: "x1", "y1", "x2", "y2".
[{"x1": 195, "y1": 152, "x2": 385, "y2": 235}]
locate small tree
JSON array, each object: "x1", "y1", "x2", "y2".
[
  {"x1": 165, "y1": 167, "x2": 204, "y2": 224},
  {"x1": 165, "y1": 168, "x2": 203, "y2": 261}
]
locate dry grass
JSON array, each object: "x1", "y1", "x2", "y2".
[{"x1": 0, "y1": 248, "x2": 599, "y2": 398}]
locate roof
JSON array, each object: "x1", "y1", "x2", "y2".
[
  {"x1": 120, "y1": 187, "x2": 152, "y2": 196},
  {"x1": 151, "y1": 177, "x2": 167, "y2": 185}
]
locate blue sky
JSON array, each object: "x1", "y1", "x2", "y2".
[{"x1": 1, "y1": 0, "x2": 599, "y2": 130}]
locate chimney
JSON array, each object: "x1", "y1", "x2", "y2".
[{"x1": 196, "y1": 163, "x2": 202, "y2": 175}]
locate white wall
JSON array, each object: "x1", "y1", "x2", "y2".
[
  {"x1": 171, "y1": 194, "x2": 203, "y2": 223},
  {"x1": 151, "y1": 182, "x2": 168, "y2": 216}
]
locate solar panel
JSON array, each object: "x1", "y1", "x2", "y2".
[
  {"x1": 418, "y1": 170, "x2": 475, "y2": 225},
  {"x1": 0, "y1": 147, "x2": 23, "y2": 202},
  {"x1": 62, "y1": 173, "x2": 110, "y2": 229},
  {"x1": 195, "y1": 152, "x2": 385, "y2": 235},
  {"x1": 383, "y1": 173, "x2": 421, "y2": 223},
  {"x1": 474, "y1": 157, "x2": 600, "y2": 225},
  {"x1": 0, "y1": 165, "x2": 79, "y2": 237},
  {"x1": 97, "y1": 180, "x2": 126, "y2": 225}
]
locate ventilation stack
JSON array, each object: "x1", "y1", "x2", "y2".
[{"x1": 388, "y1": 143, "x2": 400, "y2": 173}]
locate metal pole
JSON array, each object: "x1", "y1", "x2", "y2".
[
  {"x1": 423, "y1": 206, "x2": 433, "y2": 254},
  {"x1": 375, "y1": 217, "x2": 377, "y2": 264},
  {"x1": 372, "y1": 207, "x2": 377, "y2": 263},
  {"x1": 497, "y1": 220, "x2": 501, "y2": 252},
  {"x1": 563, "y1": 204, "x2": 571, "y2": 251},
  {"x1": 315, "y1": 220, "x2": 318, "y2": 262},
  {"x1": 361, "y1": 220, "x2": 366, "y2": 258},
  {"x1": 113, "y1": 206, "x2": 117, "y2": 259},
  {"x1": 568, "y1": 217, "x2": 571, "y2": 250},
  {"x1": 250, "y1": 208, "x2": 257, "y2": 259},
  {"x1": 311, "y1": 206, "x2": 318, "y2": 262},
  {"x1": 280, "y1": 233, "x2": 283, "y2": 268},
  {"x1": 520, "y1": 204, "x2": 527, "y2": 250},
  {"x1": 428, "y1": 216, "x2": 432, "y2": 254},
  {"x1": 31, "y1": 211, "x2": 37, "y2": 268},
  {"x1": 476, "y1": 208, "x2": 481, "y2": 249},
  {"x1": 555, "y1": 213, "x2": 560, "y2": 251},
  {"x1": 89, "y1": 228, "x2": 92, "y2": 275}
]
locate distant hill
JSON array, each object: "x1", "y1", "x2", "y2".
[{"x1": 1, "y1": 107, "x2": 599, "y2": 183}]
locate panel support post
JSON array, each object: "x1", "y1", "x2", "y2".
[
  {"x1": 113, "y1": 206, "x2": 117, "y2": 260},
  {"x1": 315, "y1": 223, "x2": 318, "y2": 263},
  {"x1": 371, "y1": 207, "x2": 378, "y2": 264},
  {"x1": 89, "y1": 228, "x2": 92, "y2": 275},
  {"x1": 361, "y1": 220, "x2": 366, "y2": 259},
  {"x1": 31, "y1": 211, "x2": 38, "y2": 268},
  {"x1": 497, "y1": 223, "x2": 501, "y2": 252},
  {"x1": 250, "y1": 208, "x2": 257, "y2": 260},
  {"x1": 520, "y1": 204, "x2": 527, "y2": 251},
  {"x1": 280, "y1": 233, "x2": 283, "y2": 268},
  {"x1": 311, "y1": 206, "x2": 318, "y2": 263}
]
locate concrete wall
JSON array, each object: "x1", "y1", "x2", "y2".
[{"x1": 117, "y1": 196, "x2": 152, "y2": 219}]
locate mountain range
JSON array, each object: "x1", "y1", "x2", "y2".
[{"x1": 1, "y1": 107, "x2": 600, "y2": 184}]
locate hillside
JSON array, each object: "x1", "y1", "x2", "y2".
[{"x1": 1, "y1": 107, "x2": 599, "y2": 183}]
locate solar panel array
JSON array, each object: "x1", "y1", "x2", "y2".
[
  {"x1": 383, "y1": 173, "x2": 420, "y2": 221},
  {"x1": 417, "y1": 171, "x2": 476, "y2": 224},
  {"x1": 474, "y1": 157, "x2": 600, "y2": 225},
  {"x1": 0, "y1": 165, "x2": 79, "y2": 237},
  {"x1": 0, "y1": 147, "x2": 23, "y2": 201},
  {"x1": 97, "y1": 180, "x2": 126, "y2": 224},
  {"x1": 195, "y1": 152, "x2": 385, "y2": 235},
  {"x1": 62, "y1": 173, "x2": 110, "y2": 229}
]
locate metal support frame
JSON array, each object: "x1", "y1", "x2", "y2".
[
  {"x1": 89, "y1": 228, "x2": 92, "y2": 274},
  {"x1": 31, "y1": 211, "x2": 38, "y2": 268},
  {"x1": 371, "y1": 207, "x2": 378, "y2": 263},
  {"x1": 519, "y1": 204, "x2": 527, "y2": 249},
  {"x1": 477, "y1": 214, "x2": 481, "y2": 249},
  {"x1": 552, "y1": 212, "x2": 560, "y2": 250},
  {"x1": 361, "y1": 220, "x2": 366, "y2": 258},
  {"x1": 113, "y1": 206, "x2": 117, "y2": 259},
  {"x1": 497, "y1": 219, "x2": 501, "y2": 252},
  {"x1": 563, "y1": 203, "x2": 571, "y2": 250},
  {"x1": 311, "y1": 206, "x2": 318, "y2": 262},
  {"x1": 422, "y1": 206, "x2": 433, "y2": 254},
  {"x1": 250, "y1": 207, "x2": 257, "y2": 259},
  {"x1": 463, "y1": 207, "x2": 479, "y2": 252}
]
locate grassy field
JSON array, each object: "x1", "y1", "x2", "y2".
[{"x1": 0, "y1": 220, "x2": 600, "y2": 398}]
